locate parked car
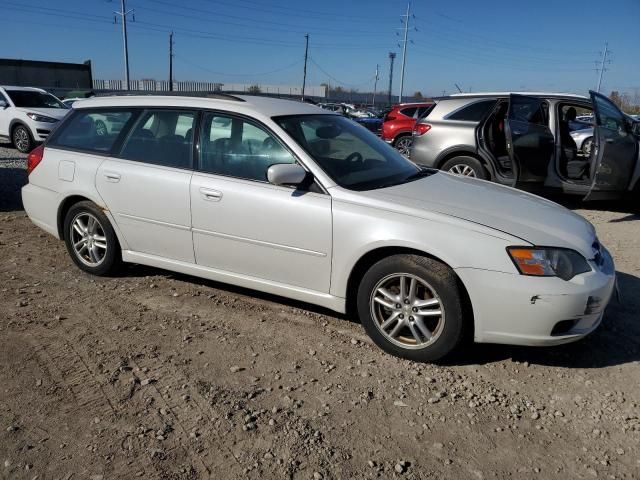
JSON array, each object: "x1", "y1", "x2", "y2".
[
  {"x1": 0, "y1": 86, "x2": 69, "y2": 152},
  {"x1": 570, "y1": 126, "x2": 594, "y2": 156},
  {"x1": 410, "y1": 91, "x2": 640, "y2": 202},
  {"x1": 22, "y1": 94, "x2": 616, "y2": 362},
  {"x1": 63, "y1": 98, "x2": 128, "y2": 137},
  {"x1": 381, "y1": 102, "x2": 434, "y2": 157}
]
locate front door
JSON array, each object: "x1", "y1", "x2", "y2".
[
  {"x1": 96, "y1": 108, "x2": 197, "y2": 262},
  {"x1": 191, "y1": 112, "x2": 332, "y2": 293},
  {"x1": 584, "y1": 91, "x2": 638, "y2": 200},
  {"x1": 505, "y1": 94, "x2": 555, "y2": 187}
]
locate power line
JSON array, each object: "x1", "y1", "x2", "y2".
[
  {"x1": 308, "y1": 57, "x2": 376, "y2": 88},
  {"x1": 173, "y1": 55, "x2": 302, "y2": 78}
]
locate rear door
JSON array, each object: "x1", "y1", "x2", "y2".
[
  {"x1": 584, "y1": 90, "x2": 638, "y2": 200},
  {"x1": 505, "y1": 94, "x2": 555, "y2": 187},
  {"x1": 96, "y1": 108, "x2": 197, "y2": 262}
]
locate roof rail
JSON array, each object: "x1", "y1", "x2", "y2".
[{"x1": 93, "y1": 91, "x2": 245, "y2": 101}]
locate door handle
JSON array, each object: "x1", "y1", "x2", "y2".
[
  {"x1": 200, "y1": 187, "x2": 222, "y2": 202},
  {"x1": 605, "y1": 138, "x2": 614, "y2": 144},
  {"x1": 104, "y1": 171, "x2": 121, "y2": 182}
]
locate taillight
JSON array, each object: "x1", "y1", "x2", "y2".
[
  {"x1": 413, "y1": 124, "x2": 432, "y2": 136},
  {"x1": 26, "y1": 144, "x2": 44, "y2": 175}
]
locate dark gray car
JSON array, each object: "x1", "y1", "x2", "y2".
[{"x1": 410, "y1": 91, "x2": 640, "y2": 201}]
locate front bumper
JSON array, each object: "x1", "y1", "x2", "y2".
[
  {"x1": 455, "y1": 248, "x2": 616, "y2": 346},
  {"x1": 31, "y1": 120, "x2": 59, "y2": 141}
]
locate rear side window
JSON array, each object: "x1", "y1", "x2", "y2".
[
  {"x1": 399, "y1": 107, "x2": 417, "y2": 118},
  {"x1": 49, "y1": 110, "x2": 133, "y2": 153},
  {"x1": 447, "y1": 100, "x2": 495, "y2": 122},
  {"x1": 120, "y1": 110, "x2": 196, "y2": 169}
]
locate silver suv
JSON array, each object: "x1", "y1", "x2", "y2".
[{"x1": 410, "y1": 91, "x2": 640, "y2": 202}]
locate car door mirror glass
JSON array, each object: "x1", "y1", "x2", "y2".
[
  {"x1": 0, "y1": 99, "x2": 7, "y2": 108},
  {"x1": 267, "y1": 163, "x2": 307, "y2": 186}
]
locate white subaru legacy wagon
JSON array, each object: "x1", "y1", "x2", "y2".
[{"x1": 21, "y1": 94, "x2": 616, "y2": 361}]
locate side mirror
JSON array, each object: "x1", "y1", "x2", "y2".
[
  {"x1": 0, "y1": 99, "x2": 7, "y2": 109},
  {"x1": 267, "y1": 163, "x2": 307, "y2": 187}
]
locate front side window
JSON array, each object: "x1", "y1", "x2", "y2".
[
  {"x1": 198, "y1": 113, "x2": 296, "y2": 181},
  {"x1": 276, "y1": 114, "x2": 424, "y2": 191},
  {"x1": 50, "y1": 110, "x2": 133, "y2": 153},
  {"x1": 6, "y1": 90, "x2": 67, "y2": 109},
  {"x1": 399, "y1": 107, "x2": 417, "y2": 118},
  {"x1": 120, "y1": 110, "x2": 195, "y2": 169},
  {"x1": 593, "y1": 95, "x2": 626, "y2": 133}
]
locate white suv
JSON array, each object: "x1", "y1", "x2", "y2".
[
  {"x1": 21, "y1": 94, "x2": 616, "y2": 362},
  {"x1": 0, "y1": 86, "x2": 69, "y2": 152}
]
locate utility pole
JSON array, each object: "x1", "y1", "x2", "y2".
[
  {"x1": 388, "y1": 52, "x2": 396, "y2": 105},
  {"x1": 169, "y1": 31, "x2": 174, "y2": 91},
  {"x1": 372, "y1": 64, "x2": 379, "y2": 107},
  {"x1": 301, "y1": 33, "x2": 309, "y2": 101},
  {"x1": 114, "y1": 0, "x2": 134, "y2": 90},
  {"x1": 596, "y1": 42, "x2": 609, "y2": 93},
  {"x1": 398, "y1": 1, "x2": 411, "y2": 103}
]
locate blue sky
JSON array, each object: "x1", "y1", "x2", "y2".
[{"x1": 1, "y1": 0, "x2": 639, "y2": 97}]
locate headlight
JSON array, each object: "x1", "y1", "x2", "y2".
[
  {"x1": 507, "y1": 247, "x2": 591, "y2": 281},
  {"x1": 26, "y1": 113, "x2": 58, "y2": 123}
]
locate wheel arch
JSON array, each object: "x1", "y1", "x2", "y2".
[
  {"x1": 393, "y1": 130, "x2": 412, "y2": 144},
  {"x1": 9, "y1": 119, "x2": 32, "y2": 137},
  {"x1": 344, "y1": 246, "x2": 475, "y2": 336}
]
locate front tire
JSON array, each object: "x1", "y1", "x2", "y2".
[
  {"x1": 12, "y1": 125, "x2": 34, "y2": 153},
  {"x1": 442, "y1": 156, "x2": 489, "y2": 180},
  {"x1": 357, "y1": 254, "x2": 466, "y2": 362},
  {"x1": 63, "y1": 201, "x2": 121, "y2": 276}
]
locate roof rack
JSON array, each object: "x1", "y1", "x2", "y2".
[{"x1": 93, "y1": 91, "x2": 245, "y2": 102}]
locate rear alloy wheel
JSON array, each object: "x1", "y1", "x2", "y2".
[
  {"x1": 12, "y1": 125, "x2": 33, "y2": 153},
  {"x1": 394, "y1": 135, "x2": 413, "y2": 158},
  {"x1": 357, "y1": 254, "x2": 465, "y2": 362},
  {"x1": 63, "y1": 201, "x2": 121, "y2": 276},
  {"x1": 442, "y1": 156, "x2": 488, "y2": 180}
]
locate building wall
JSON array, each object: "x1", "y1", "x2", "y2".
[{"x1": 0, "y1": 58, "x2": 92, "y2": 91}]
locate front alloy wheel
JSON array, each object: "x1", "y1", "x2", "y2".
[
  {"x1": 13, "y1": 125, "x2": 33, "y2": 153},
  {"x1": 357, "y1": 254, "x2": 466, "y2": 362},
  {"x1": 370, "y1": 274, "x2": 445, "y2": 349}
]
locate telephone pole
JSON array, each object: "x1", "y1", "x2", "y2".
[
  {"x1": 169, "y1": 31, "x2": 174, "y2": 91},
  {"x1": 114, "y1": 0, "x2": 134, "y2": 90},
  {"x1": 372, "y1": 64, "x2": 379, "y2": 107},
  {"x1": 398, "y1": 1, "x2": 411, "y2": 103},
  {"x1": 388, "y1": 52, "x2": 396, "y2": 105},
  {"x1": 301, "y1": 33, "x2": 309, "y2": 101},
  {"x1": 596, "y1": 42, "x2": 610, "y2": 93}
]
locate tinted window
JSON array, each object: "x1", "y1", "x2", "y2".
[
  {"x1": 416, "y1": 105, "x2": 435, "y2": 119},
  {"x1": 509, "y1": 99, "x2": 547, "y2": 126},
  {"x1": 6, "y1": 90, "x2": 67, "y2": 109},
  {"x1": 276, "y1": 114, "x2": 424, "y2": 191},
  {"x1": 593, "y1": 95, "x2": 626, "y2": 132},
  {"x1": 399, "y1": 107, "x2": 417, "y2": 118},
  {"x1": 50, "y1": 110, "x2": 133, "y2": 153},
  {"x1": 198, "y1": 113, "x2": 296, "y2": 181},
  {"x1": 120, "y1": 110, "x2": 195, "y2": 169},
  {"x1": 447, "y1": 100, "x2": 495, "y2": 122}
]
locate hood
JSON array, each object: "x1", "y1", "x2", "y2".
[
  {"x1": 363, "y1": 172, "x2": 597, "y2": 258},
  {"x1": 16, "y1": 107, "x2": 69, "y2": 121}
]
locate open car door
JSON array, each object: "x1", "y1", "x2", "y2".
[
  {"x1": 505, "y1": 94, "x2": 555, "y2": 188},
  {"x1": 584, "y1": 90, "x2": 638, "y2": 200}
]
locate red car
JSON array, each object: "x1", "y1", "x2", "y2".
[{"x1": 381, "y1": 102, "x2": 434, "y2": 157}]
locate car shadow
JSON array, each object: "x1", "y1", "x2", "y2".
[
  {"x1": 449, "y1": 271, "x2": 640, "y2": 369},
  {"x1": 548, "y1": 194, "x2": 639, "y2": 216},
  {"x1": 118, "y1": 262, "x2": 355, "y2": 323},
  {"x1": 0, "y1": 167, "x2": 27, "y2": 212}
]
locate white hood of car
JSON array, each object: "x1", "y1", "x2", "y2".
[
  {"x1": 16, "y1": 107, "x2": 69, "y2": 120},
  {"x1": 363, "y1": 172, "x2": 597, "y2": 258}
]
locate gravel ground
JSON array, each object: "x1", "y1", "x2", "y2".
[{"x1": 0, "y1": 145, "x2": 639, "y2": 479}]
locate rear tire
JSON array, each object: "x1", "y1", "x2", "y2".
[
  {"x1": 442, "y1": 156, "x2": 489, "y2": 180},
  {"x1": 12, "y1": 124, "x2": 34, "y2": 153},
  {"x1": 356, "y1": 254, "x2": 466, "y2": 362},
  {"x1": 393, "y1": 134, "x2": 413, "y2": 158},
  {"x1": 63, "y1": 201, "x2": 121, "y2": 276}
]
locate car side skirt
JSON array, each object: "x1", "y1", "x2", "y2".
[{"x1": 122, "y1": 250, "x2": 346, "y2": 313}]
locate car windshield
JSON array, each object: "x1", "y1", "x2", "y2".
[
  {"x1": 6, "y1": 90, "x2": 67, "y2": 109},
  {"x1": 275, "y1": 114, "x2": 428, "y2": 191}
]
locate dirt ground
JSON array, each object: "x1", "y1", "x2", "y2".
[{"x1": 0, "y1": 145, "x2": 639, "y2": 480}]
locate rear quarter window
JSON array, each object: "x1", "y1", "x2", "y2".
[
  {"x1": 446, "y1": 100, "x2": 496, "y2": 122},
  {"x1": 48, "y1": 110, "x2": 135, "y2": 154}
]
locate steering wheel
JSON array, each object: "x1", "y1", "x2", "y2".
[{"x1": 345, "y1": 152, "x2": 364, "y2": 163}]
